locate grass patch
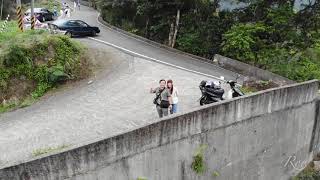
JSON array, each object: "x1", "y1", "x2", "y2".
[
  {"x1": 0, "y1": 102, "x2": 17, "y2": 113},
  {"x1": 0, "y1": 21, "x2": 20, "y2": 42},
  {"x1": 137, "y1": 177, "x2": 147, "y2": 180},
  {"x1": 241, "y1": 80, "x2": 279, "y2": 94},
  {"x1": 0, "y1": 96, "x2": 37, "y2": 113},
  {"x1": 240, "y1": 86, "x2": 258, "y2": 94},
  {"x1": 19, "y1": 96, "x2": 37, "y2": 108},
  {"x1": 292, "y1": 164, "x2": 320, "y2": 180},
  {"x1": 212, "y1": 171, "x2": 220, "y2": 177},
  {"x1": 32, "y1": 144, "x2": 69, "y2": 157},
  {"x1": 293, "y1": 155, "x2": 320, "y2": 180},
  {"x1": 0, "y1": 21, "x2": 90, "y2": 114}
]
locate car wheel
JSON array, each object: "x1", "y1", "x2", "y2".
[
  {"x1": 91, "y1": 30, "x2": 96, "y2": 37},
  {"x1": 65, "y1": 31, "x2": 73, "y2": 38}
]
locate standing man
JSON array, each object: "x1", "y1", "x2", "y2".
[
  {"x1": 77, "y1": 0, "x2": 80, "y2": 10},
  {"x1": 65, "y1": 5, "x2": 71, "y2": 18},
  {"x1": 62, "y1": 2, "x2": 67, "y2": 9},
  {"x1": 150, "y1": 79, "x2": 172, "y2": 118},
  {"x1": 53, "y1": 5, "x2": 58, "y2": 17}
]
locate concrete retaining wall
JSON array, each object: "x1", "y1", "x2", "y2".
[
  {"x1": 79, "y1": 0, "x2": 90, "y2": 7},
  {"x1": 97, "y1": 16, "x2": 294, "y2": 85},
  {"x1": 0, "y1": 80, "x2": 318, "y2": 180},
  {"x1": 214, "y1": 54, "x2": 295, "y2": 85},
  {"x1": 310, "y1": 97, "x2": 320, "y2": 155}
]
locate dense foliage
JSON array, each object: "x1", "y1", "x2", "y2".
[
  {"x1": 90, "y1": 0, "x2": 320, "y2": 82},
  {"x1": 0, "y1": 22, "x2": 88, "y2": 112}
]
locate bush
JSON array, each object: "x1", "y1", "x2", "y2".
[
  {"x1": 1, "y1": 35, "x2": 85, "y2": 85},
  {"x1": 0, "y1": 24, "x2": 89, "y2": 112}
]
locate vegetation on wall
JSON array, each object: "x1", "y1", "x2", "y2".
[
  {"x1": 90, "y1": 0, "x2": 320, "y2": 82},
  {"x1": 191, "y1": 144, "x2": 207, "y2": 174},
  {"x1": 136, "y1": 177, "x2": 147, "y2": 180},
  {"x1": 292, "y1": 164, "x2": 320, "y2": 180},
  {"x1": 32, "y1": 144, "x2": 69, "y2": 157},
  {"x1": 0, "y1": 21, "x2": 90, "y2": 113}
]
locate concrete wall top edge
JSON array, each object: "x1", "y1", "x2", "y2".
[{"x1": 214, "y1": 54, "x2": 295, "y2": 85}]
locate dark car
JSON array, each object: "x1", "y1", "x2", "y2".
[
  {"x1": 48, "y1": 19, "x2": 100, "y2": 37},
  {"x1": 25, "y1": 8, "x2": 54, "y2": 22}
]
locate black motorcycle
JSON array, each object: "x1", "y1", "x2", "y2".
[
  {"x1": 199, "y1": 76, "x2": 244, "y2": 106},
  {"x1": 199, "y1": 80, "x2": 225, "y2": 106},
  {"x1": 226, "y1": 75, "x2": 245, "y2": 98}
]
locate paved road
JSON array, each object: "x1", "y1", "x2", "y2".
[
  {"x1": 65, "y1": 1, "x2": 238, "y2": 80},
  {"x1": 0, "y1": 3, "x2": 238, "y2": 168}
]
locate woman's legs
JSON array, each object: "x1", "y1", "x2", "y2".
[{"x1": 172, "y1": 104, "x2": 178, "y2": 113}]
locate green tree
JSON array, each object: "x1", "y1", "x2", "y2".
[{"x1": 221, "y1": 23, "x2": 267, "y2": 64}]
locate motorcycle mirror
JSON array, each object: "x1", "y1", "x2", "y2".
[{"x1": 236, "y1": 74, "x2": 241, "y2": 81}]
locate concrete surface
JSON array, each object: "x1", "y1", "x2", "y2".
[
  {"x1": 311, "y1": 97, "x2": 320, "y2": 155},
  {"x1": 0, "y1": 80, "x2": 318, "y2": 180}
]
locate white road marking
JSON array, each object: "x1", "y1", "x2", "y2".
[
  {"x1": 88, "y1": 37, "x2": 225, "y2": 81},
  {"x1": 94, "y1": 13, "x2": 237, "y2": 74}
]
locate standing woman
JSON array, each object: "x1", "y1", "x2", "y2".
[
  {"x1": 73, "y1": 0, "x2": 77, "y2": 12},
  {"x1": 77, "y1": 0, "x2": 81, "y2": 10},
  {"x1": 66, "y1": 6, "x2": 71, "y2": 18},
  {"x1": 167, "y1": 79, "x2": 178, "y2": 114}
]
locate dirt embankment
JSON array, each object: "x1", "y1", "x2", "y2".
[{"x1": 0, "y1": 34, "x2": 91, "y2": 112}]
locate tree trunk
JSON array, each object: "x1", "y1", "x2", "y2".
[
  {"x1": 168, "y1": 22, "x2": 174, "y2": 46},
  {"x1": 0, "y1": 0, "x2": 3, "y2": 20},
  {"x1": 171, "y1": 9, "x2": 180, "y2": 48},
  {"x1": 145, "y1": 17, "x2": 149, "y2": 38}
]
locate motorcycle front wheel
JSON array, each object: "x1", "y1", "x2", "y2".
[{"x1": 200, "y1": 97, "x2": 206, "y2": 106}]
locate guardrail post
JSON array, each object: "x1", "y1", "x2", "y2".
[{"x1": 16, "y1": 0, "x2": 24, "y2": 32}]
